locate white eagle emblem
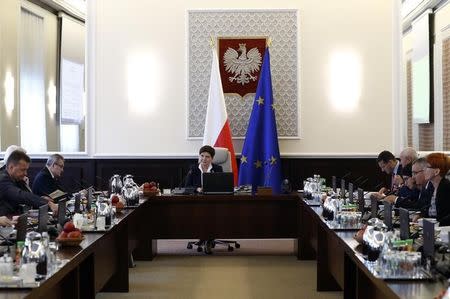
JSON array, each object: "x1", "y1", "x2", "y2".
[{"x1": 223, "y1": 43, "x2": 262, "y2": 85}]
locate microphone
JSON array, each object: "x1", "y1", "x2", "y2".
[
  {"x1": 353, "y1": 176, "x2": 364, "y2": 183},
  {"x1": 173, "y1": 167, "x2": 195, "y2": 195},
  {"x1": 180, "y1": 167, "x2": 193, "y2": 188},
  {"x1": 341, "y1": 172, "x2": 352, "y2": 180},
  {"x1": 96, "y1": 175, "x2": 109, "y2": 190},
  {"x1": 71, "y1": 177, "x2": 86, "y2": 190},
  {"x1": 94, "y1": 176, "x2": 110, "y2": 197},
  {"x1": 80, "y1": 178, "x2": 94, "y2": 190},
  {"x1": 356, "y1": 178, "x2": 369, "y2": 187},
  {"x1": 369, "y1": 181, "x2": 384, "y2": 191}
]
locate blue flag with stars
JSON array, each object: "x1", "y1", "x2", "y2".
[{"x1": 238, "y1": 47, "x2": 282, "y2": 194}]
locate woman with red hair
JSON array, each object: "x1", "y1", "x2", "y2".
[{"x1": 423, "y1": 152, "x2": 450, "y2": 226}]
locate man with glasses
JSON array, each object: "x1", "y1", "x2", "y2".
[
  {"x1": 385, "y1": 158, "x2": 432, "y2": 211},
  {"x1": 32, "y1": 154, "x2": 66, "y2": 199}
]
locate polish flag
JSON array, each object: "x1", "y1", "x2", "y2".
[{"x1": 203, "y1": 48, "x2": 238, "y2": 185}]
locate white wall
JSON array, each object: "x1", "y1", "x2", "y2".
[{"x1": 89, "y1": 0, "x2": 397, "y2": 157}]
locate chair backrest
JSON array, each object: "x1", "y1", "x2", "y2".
[{"x1": 213, "y1": 147, "x2": 232, "y2": 172}]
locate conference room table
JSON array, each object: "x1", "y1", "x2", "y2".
[
  {"x1": 298, "y1": 199, "x2": 448, "y2": 299},
  {"x1": 139, "y1": 193, "x2": 300, "y2": 257},
  {"x1": 0, "y1": 192, "x2": 447, "y2": 299},
  {"x1": 0, "y1": 207, "x2": 141, "y2": 299}
]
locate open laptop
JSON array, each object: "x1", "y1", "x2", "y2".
[{"x1": 202, "y1": 172, "x2": 234, "y2": 195}]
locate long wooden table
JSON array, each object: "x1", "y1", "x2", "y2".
[
  {"x1": 0, "y1": 207, "x2": 139, "y2": 299},
  {"x1": 298, "y1": 199, "x2": 447, "y2": 299},
  {"x1": 142, "y1": 193, "x2": 300, "y2": 257},
  {"x1": 0, "y1": 193, "x2": 447, "y2": 299}
]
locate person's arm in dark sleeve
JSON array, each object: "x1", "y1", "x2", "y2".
[
  {"x1": 436, "y1": 180, "x2": 450, "y2": 226},
  {"x1": 0, "y1": 181, "x2": 47, "y2": 209},
  {"x1": 32, "y1": 174, "x2": 56, "y2": 197}
]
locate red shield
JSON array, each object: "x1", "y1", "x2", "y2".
[{"x1": 218, "y1": 38, "x2": 266, "y2": 97}]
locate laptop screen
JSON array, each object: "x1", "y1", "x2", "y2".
[{"x1": 202, "y1": 172, "x2": 234, "y2": 194}]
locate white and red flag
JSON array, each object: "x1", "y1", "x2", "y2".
[{"x1": 203, "y1": 48, "x2": 238, "y2": 185}]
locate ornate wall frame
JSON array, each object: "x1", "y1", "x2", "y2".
[{"x1": 188, "y1": 9, "x2": 298, "y2": 138}]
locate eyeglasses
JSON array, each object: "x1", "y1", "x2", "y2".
[{"x1": 412, "y1": 170, "x2": 424, "y2": 176}]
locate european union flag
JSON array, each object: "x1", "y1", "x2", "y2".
[{"x1": 238, "y1": 47, "x2": 282, "y2": 194}]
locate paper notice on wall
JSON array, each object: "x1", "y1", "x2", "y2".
[{"x1": 61, "y1": 59, "x2": 84, "y2": 124}]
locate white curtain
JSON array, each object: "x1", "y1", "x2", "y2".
[{"x1": 20, "y1": 8, "x2": 47, "y2": 152}]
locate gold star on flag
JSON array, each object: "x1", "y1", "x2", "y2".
[
  {"x1": 241, "y1": 156, "x2": 247, "y2": 164},
  {"x1": 270, "y1": 156, "x2": 277, "y2": 165},
  {"x1": 271, "y1": 103, "x2": 276, "y2": 111},
  {"x1": 254, "y1": 160, "x2": 262, "y2": 168},
  {"x1": 256, "y1": 97, "x2": 264, "y2": 106}
]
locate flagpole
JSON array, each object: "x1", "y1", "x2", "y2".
[{"x1": 266, "y1": 37, "x2": 272, "y2": 48}]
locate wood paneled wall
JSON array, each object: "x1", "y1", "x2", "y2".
[{"x1": 27, "y1": 157, "x2": 388, "y2": 193}]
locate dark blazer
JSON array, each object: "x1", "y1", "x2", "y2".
[
  {"x1": 397, "y1": 181, "x2": 433, "y2": 211},
  {"x1": 394, "y1": 187, "x2": 420, "y2": 209},
  {"x1": 32, "y1": 167, "x2": 64, "y2": 197},
  {"x1": 0, "y1": 170, "x2": 47, "y2": 216},
  {"x1": 435, "y1": 178, "x2": 450, "y2": 226},
  {"x1": 185, "y1": 164, "x2": 223, "y2": 189}
]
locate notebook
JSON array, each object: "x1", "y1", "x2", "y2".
[{"x1": 202, "y1": 172, "x2": 234, "y2": 195}]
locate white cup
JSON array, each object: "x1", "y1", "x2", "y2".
[
  {"x1": 96, "y1": 216, "x2": 106, "y2": 231},
  {"x1": 72, "y1": 213, "x2": 84, "y2": 229},
  {"x1": 163, "y1": 189, "x2": 171, "y2": 195},
  {"x1": 19, "y1": 263, "x2": 36, "y2": 284}
]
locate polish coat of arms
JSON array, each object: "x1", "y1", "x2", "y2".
[{"x1": 223, "y1": 43, "x2": 262, "y2": 85}]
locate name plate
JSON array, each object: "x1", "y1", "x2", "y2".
[
  {"x1": 423, "y1": 219, "x2": 435, "y2": 259},
  {"x1": 357, "y1": 188, "x2": 364, "y2": 213},
  {"x1": 371, "y1": 196, "x2": 378, "y2": 219},
  {"x1": 399, "y1": 208, "x2": 410, "y2": 240},
  {"x1": 383, "y1": 201, "x2": 392, "y2": 230}
]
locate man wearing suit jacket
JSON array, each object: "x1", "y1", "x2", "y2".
[
  {"x1": 0, "y1": 151, "x2": 57, "y2": 215},
  {"x1": 372, "y1": 150, "x2": 403, "y2": 200},
  {"x1": 385, "y1": 157, "x2": 433, "y2": 210},
  {"x1": 185, "y1": 145, "x2": 223, "y2": 193},
  {"x1": 32, "y1": 154, "x2": 65, "y2": 198}
]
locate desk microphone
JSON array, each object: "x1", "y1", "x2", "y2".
[
  {"x1": 173, "y1": 168, "x2": 194, "y2": 195},
  {"x1": 95, "y1": 176, "x2": 110, "y2": 197},
  {"x1": 341, "y1": 172, "x2": 352, "y2": 180},
  {"x1": 353, "y1": 176, "x2": 364, "y2": 183},
  {"x1": 71, "y1": 177, "x2": 87, "y2": 191},
  {"x1": 179, "y1": 167, "x2": 193, "y2": 188},
  {"x1": 80, "y1": 178, "x2": 94, "y2": 190},
  {"x1": 372, "y1": 182, "x2": 384, "y2": 191},
  {"x1": 356, "y1": 178, "x2": 369, "y2": 188}
]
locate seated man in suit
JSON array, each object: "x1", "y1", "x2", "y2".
[
  {"x1": 0, "y1": 145, "x2": 31, "y2": 190},
  {"x1": 185, "y1": 145, "x2": 223, "y2": 193},
  {"x1": 384, "y1": 162, "x2": 422, "y2": 209},
  {"x1": 32, "y1": 154, "x2": 65, "y2": 198},
  {"x1": 372, "y1": 150, "x2": 402, "y2": 200},
  {"x1": 0, "y1": 151, "x2": 57, "y2": 216}
]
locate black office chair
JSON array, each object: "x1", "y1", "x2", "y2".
[
  {"x1": 186, "y1": 147, "x2": 240, "y2": 254},
  {"x1": 187, "y1": 239, "x2": 240, "y2": 254}
]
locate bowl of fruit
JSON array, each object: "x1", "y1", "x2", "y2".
[
  {"x1": 56, "y1": 221, "x2": 85, "y2": 247},
  {"x1": 142, "y1": 181, "x2": 160, "y2": 197},
  {"x1": 111, "y1": 194, "x2": 125, "y2": 212}
]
